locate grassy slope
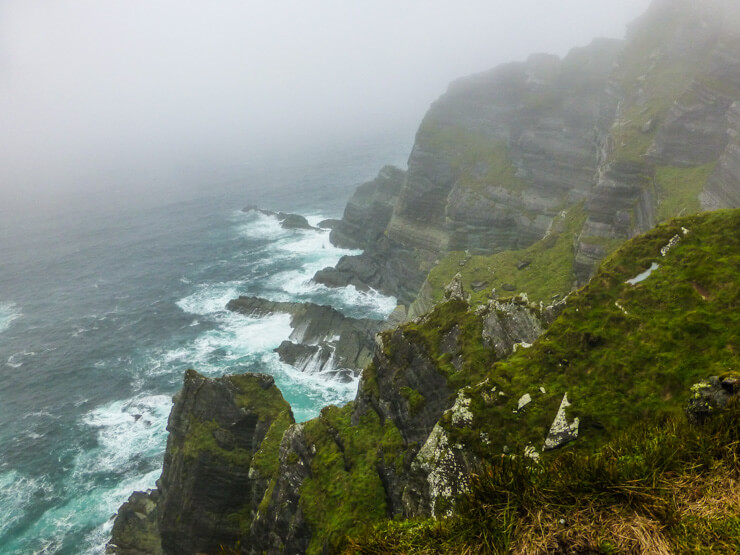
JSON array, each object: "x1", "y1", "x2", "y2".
[
  {"x1": 299, "y1": 403, "x2": 408, "y2": 553},
  {"x1": 458, "y1": 210, "x2": 739, "y2": 454},
  {"x1": 344, "y1": 208, "x2": 739, "y2": 553},
  {"x1": 425, "y1": 204, "x2": 586, "y2": 306},
  {"x1": 345, "y1": 403, "x2": 740, "y2": 554}
]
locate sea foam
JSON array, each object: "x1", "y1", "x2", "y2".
[{"x1": 0, "y1": 302, "x2": 21, "y2": 333}]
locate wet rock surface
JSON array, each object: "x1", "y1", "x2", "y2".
[
  {"x1": 108, "y1": 371, "x2": 294, "y2": 555},
  {"x1": 227, "y1": 296, "x2": 390, "y2": 374}
]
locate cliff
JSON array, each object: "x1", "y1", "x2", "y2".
[
  {"x1": 314, "y1": 0, "x2": 740, "y2": 308},
  {"x1": 108, "y1": 370, "x2": 294, "y2": 554},
  {"x1": 109, "y1": 1, "x2": 740, "y2": 552},
  {"x1": 110, "y1": 208, "x2": 740, "y2": 553}
]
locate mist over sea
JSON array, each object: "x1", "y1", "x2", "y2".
[{"x1": 0, "y1": 133, "x2": 409, "y2": 554}]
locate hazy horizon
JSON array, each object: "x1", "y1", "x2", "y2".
[{"x1": 1, "y1": 0, "x2": 652, "y2": 210}]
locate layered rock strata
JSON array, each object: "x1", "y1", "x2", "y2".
[{"x1": 108, "y1": 371, "x2": 294, "y2": 554}]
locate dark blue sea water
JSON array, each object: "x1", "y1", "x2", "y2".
[{"x1": 0, "y1": 134, "x2": 410, "y2": 554}]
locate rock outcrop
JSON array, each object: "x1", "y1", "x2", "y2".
[
  {"x1": 108, "y1": 370, "x2": 294, "y2": 554},
  {"x1": 327, "y1": 165, "x2": 405, "y2": 250},
  {"x1": 241, "y1": 207, "x2": 315, "y2": 230},
  {"x1": 227, "y1": 296, "x2": 390, "y2": 376}
]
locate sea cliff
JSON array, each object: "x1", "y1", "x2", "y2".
[{"x1": 109, "y1": 1, "x2": 740, "y2": 553}]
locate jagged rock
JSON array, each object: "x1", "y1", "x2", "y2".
[
  {"x1": 249, "y1": 423, "x2": 313, "y2": 554},
  {"x1": 353, "y1": 327, "x2": 453, "y2": 446},
  {"x1": 443, "y1": 273, "x2": 467, "y2": 301},
  {"x1": 312, "y1": 236, "x2": 431, "y2": 306},
  {"x1": 107, "y1": 491, "x2": 162, "y2": 555},
  {"x1": 227, "y1": 296, "x2": 388, "y2": 373},
  {"x1": 403, "y1": 423, "x2": 474, "y2": 517},
  {"x1": 543, "y1": 393, "x2": 580, "y2": 450},
  {"x1": 108, "y1": 370, "x2": 294, "y2": 555},
  {"x1": 477, "y1": 296, "x2": 555, "y2": 359},
  {"x1": 501, "y1": 283, "x2": 517, "y2": 292},
  {"x1": 686, "y1": 375, "x2": 740, "y2": 425}
]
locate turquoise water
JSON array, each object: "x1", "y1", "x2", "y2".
[{"x1": 0, "y1": 135, "x2": 409, "y2": 554}]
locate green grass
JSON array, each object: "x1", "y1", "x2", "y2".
[
  {"x1": 344, "y1": 401, "x2": 740, "y2": 554},
  {"x1": 656, "y1": 163, "x2": 716, "y2": 222},
  {"x1": 181, "y1": 419, "x2": 254, "y2": 466},
  {"x1": 418, "y1": 122, "x2": 527, "y2": 194},
  {"x1": 450, "y1": 209, "x2": 740, "y2": 458},
  {"x1": 425, "y1": 204, "x2": 587, "y2": 305},
  {"x1": 298, "y1": 403, "x2": 408, "y2": 554},
  {"x1": 401, "y1": 298, "x2": 495, "y2": 390},
  {"x1": 400, "y1": 386, "x2": 426, "y2": 416}
]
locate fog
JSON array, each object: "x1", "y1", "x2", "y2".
[{"x1": 0, "y1": 0, "x2": 652, "y2": 208}]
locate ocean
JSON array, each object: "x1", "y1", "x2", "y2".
[{"x1": 0, "y1": 133, "x2": 410, "y2": 554}]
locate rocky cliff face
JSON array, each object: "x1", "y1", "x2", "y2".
[
  {"x1": 111, "y1": 204, "x2": 740, "y2": 554},
  {"x1": 315, "y1": 0, "x2": 740, "y2": 304},
  {"x1": 110, "y1": 1, "x2": 740, "y2": 552},
  {"x1": 575, "y1": 0, "x2": 740, "y2": 280},
  {"x1": 108, "y1": 371, "x2": 294, "y2": 554},
  {"x1": 326, "y1": 165, "x2": 405, "y2": 250}
]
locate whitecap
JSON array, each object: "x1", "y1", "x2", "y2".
[
  {"x1": 6, "y1": 350, "x2": 36, "y2": 369},
  {"x1": 0, "y1": 470, "x2": 54, "y2": 539},
  {"x1": 234, "y1": 211, "x2": 289, "y2": 240},
  {"x1": 317, "y1": 283, "x2": 397, "y2": 319},
  {"x1": 268, "y1": 357, "x2": 360, "y2": 422},
  {"x1": 0, "y1": 301, "x2": 21, "y2": 333},
  {"x1": 176, "y1": 281, "x2": 244, "y2": 316},
  {"x1": 79, "y1": 394, "x2": 171, "y2": 476}
]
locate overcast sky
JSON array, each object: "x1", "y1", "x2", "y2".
[{"x1": 0, "y1": 0, "x2": 652, "y2": 204}]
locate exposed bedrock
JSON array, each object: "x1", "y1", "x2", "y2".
[
  {"x1": 227, "y1": 296, "x2": 389, "y2": 374},
  {"x1": 248, "y1": 423, "x2": 314, "y2": 554},
  {"x1": 312, "y1": 236, "x2": 432, "y2": 307},
  {"x1": 386, "y1": 39, "x2": 623, "y2": 258},
  {"x1": 703, "y1": 101, "x2": 740, "y2": 209},
  {"x1": 107, "y1": 371, "x2": 294, "y2": 555},
  {"x1": 328, "y1": 165, "x2": 405, "y2": 250}
]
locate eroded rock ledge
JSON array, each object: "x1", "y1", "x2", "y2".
[{"x1": 226, "y1": 296, "x2": 392, "y2": 377}]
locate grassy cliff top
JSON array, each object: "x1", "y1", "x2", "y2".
[{"x1": 344, "y1": 207, "x2": 740, "y2": 553}]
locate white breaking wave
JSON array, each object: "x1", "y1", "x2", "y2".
[
  {"x1": 269, "y1": 360, "x2": 360, "y2": 423},
  {"x1": 0, "y1": 302, "x2": 21, "y2": 333},
  {"x1": 163, "y1": 312, "x2": 294, "y2": 376},
  {"x1": 80, "y1": 394, "x2": 171, "y2": 475},
  {"x1": 0, "y1": 470, "x2": 54, "y2": 540},
  {"x1": 234, "y1": 211, "x2": 289, "y2": 240},
  {"x1": 176, "y1": 281, "x2": 244, "y2": 316}
]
